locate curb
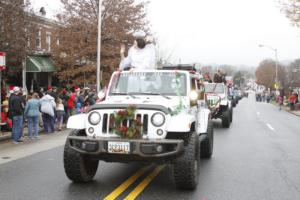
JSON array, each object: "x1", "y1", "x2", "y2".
[
  {"x1": 270, "y1": 101, "x2": 300, "y2": 117},
  {"x1": 285, "y1": 110, "x2": 300, "y2": 117},
  {"x1": 0, "y1": 134, "x2": 11, "y2": 141},
  {"x1": 0, "y1": 124, "x2": 67, "y2": 142},
  {"x1": 0, "y1": 129, "x2": 45, "y2": 142}
]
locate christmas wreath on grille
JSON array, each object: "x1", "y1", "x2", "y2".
[{"x1": 113, "y1": 106, "x2": 143, "y2": 139}]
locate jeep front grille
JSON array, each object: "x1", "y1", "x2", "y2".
[{"x1": 101, "y1": 113, "x2": 149, "y2": 135}]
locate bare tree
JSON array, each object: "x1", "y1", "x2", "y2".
[
  {"x1": 255, "y1": 59, "x2": 286, "y2": 89},
  {"x1": 279, "y1": 0, "x2": 300, "y2": 27},
  {"x1": 285, "y1": 59, "x2": 300, "y2": 88},
  {"x1": 52, "y1": 0, "x2": 149, "y2": 86},
  {"x1": 0, "y1": 0, "x2": 33, "y2": 78}
]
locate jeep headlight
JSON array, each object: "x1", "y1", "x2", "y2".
[
  {"x1": 88, "y1": 112, "x2": 101, "y2": 125},
  {"x1": 151, "y1": 112, "x2": 165, "y2": 127},
  {"x1": 189, "y1": 90, "x2": 198, "y2": 101}
]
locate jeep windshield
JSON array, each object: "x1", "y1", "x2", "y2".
[
  {"x1": 109, "y1": 72, "x2": 187, "y2": 96},
  {"x1": 204, "y1": 83, "x2": 225, "y2": 94}
]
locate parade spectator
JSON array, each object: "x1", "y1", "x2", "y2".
[
  {"x1": 59, "y1": 89, "x2": 69, "y2": 122},
  {"x1": 278, "y1": 95, "x2": 283, "y2": 110},
  {"x1": 47, "y1": 86, "x2": 58, "y2": 100},
  {"x1": 228, "y1": 84, "x2": 234, "y2": 96},
  {"x1": 1, "y1": 111, "x2": 12, "y2": 131},
  {"x1": 40, "y1": 94, "x2": 56, "y2": 133},
  {"x1": 8, "y1": 87, "x2": 24, "y2": 144},
  {"x1": 67, "y1": 89, "x2": 77, "y2": 116},
  {"x1": 83, "y1": 87, "x2": 90, "y2": 97},
  {"x1": 1, "y1": 80, "x2": 6, "y2": 102},
  {"x1": 1, "y1": 96, "x2": 12, "y2": 131},
  {"x1": 278, "y1": 88, "x2": 284, "y2": 110},
  {"x1": 85, "y1": 90, "x2": 96, "y2": 106},
  {"x1": 38, "y1": 87, "x2": 45, "y2": 98},
  {"x1": 266, "y1": 91, "x2": 271, "y2": 103},
  {"x1": 56, "y1": 98, "x2": 65, "y2": 131},
  {"x1": 24, "y1": 93, "x2": 40, "y2": 139},
  {"x1": 77, "y1": 90, "x2": 85, "y2": 108},
  {"x1": 262, "y1": 92, "x2": 266, "y2": 102},
  {"x1": 288, "y1": 92, "x2": 297, "y2": 111},
  {"x1": 76, "y1": 102, "x2": 81, "y2": 114}
]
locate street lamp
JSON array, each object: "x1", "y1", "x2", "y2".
[
  {"x1": 96, "y1": 0, "x2": 103, "y2": 93},
  {"x1": 258, "y1": 44, "x2": 279, "y2": 86}
]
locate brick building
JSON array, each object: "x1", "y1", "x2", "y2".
[
  {"x1": 0, "y1": 1, "x2": 60, "y2": 91},
  {"x1": 25, "y1": 9, "x2": 61, "y2": 91}
]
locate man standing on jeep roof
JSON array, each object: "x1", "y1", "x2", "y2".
[
  {"x1": 213, "y1": 70, "x2": 226, "y2": 83},
  {"x1": 119, "y1": 30, "x2": 156, "y2": 70}
]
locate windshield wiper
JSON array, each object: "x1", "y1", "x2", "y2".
[
  {"x1": 129, "y1": 92, "x2": 171, "y2": 100},
  {"x1": 111, "y1": 92, "x2": 137, "y2": 99}
]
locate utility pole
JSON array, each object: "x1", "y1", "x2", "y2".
[
  {"x1": 274, "y1": 48, "x2": 278, "y2": 84},
  {"x1": 22, "y1": 58, "x2": 26, "y2": 90},
  {"x1": 96, "y1": 0, "x2": 103, "y2": 93}
]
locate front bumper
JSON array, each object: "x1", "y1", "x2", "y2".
[{"x1": 67, "y1": 136, "x2": 184, "y2": 161}]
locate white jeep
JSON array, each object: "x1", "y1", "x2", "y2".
[
  {"x1": 64, "y1": 69, "x2": 213, "y2": 190},
  {"x1": 204, "y1": 82, "x2": 233, "y2": 128}
]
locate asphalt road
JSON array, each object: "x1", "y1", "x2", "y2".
[{"x1": 1, "y1": 94, "x2": 300, "y2": 200}]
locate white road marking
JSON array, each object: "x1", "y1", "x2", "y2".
[
  {"x1": 266, "y1": 123, "x2": 274, "y2": 131},
  {"x1": 257, "y1": 112, "x2": 260, "y2": 115}
]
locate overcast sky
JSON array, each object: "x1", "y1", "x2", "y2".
[{"x1": 31, "y1": 0, "x2": 300, "y2": 67}]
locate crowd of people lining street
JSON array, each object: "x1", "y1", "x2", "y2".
[
  {"x1": 1, "y1": 86, "x2": 97, "y2": 144},
  {"x1": 1, "y1": 30, "x2": 155, "y2": 144},
  {"x1": 255, "y1": 87, "x2": 299, "y2": 111}
]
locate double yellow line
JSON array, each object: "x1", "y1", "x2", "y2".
[{"x1": 104, "y1": 165, "x2": 165, "y2": 200}]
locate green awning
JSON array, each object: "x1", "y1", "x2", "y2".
[{"x1": 26, "y1": 55, "x2": 56, "y2": 72}]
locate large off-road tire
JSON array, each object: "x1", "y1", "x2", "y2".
[
  {"x1": 200, "y1": 120, "x2": 214, "y2": 158},
  {"x1": 221, "y1": 109, "x2": 230, "y2": 128},
  {"x1": 64, "y1": 130, "x2": 99, "y2": 183},
  {"x1": 230, "y1": 107, "x2": 233, "y2": 123},
  {"x1": 173, "y1": 132, "x2": 200, "y2": 190},
  {"x1": 231, "y1": 100, "x2": 236, "y2": 107}
]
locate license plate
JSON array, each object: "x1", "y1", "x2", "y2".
[{"x1": 107, "y1": 141, "x2": 130, "y2": 154}]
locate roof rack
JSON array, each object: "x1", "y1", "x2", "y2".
[{"x1": 161, "y1": 64, "x2": 196, "y2": 71}]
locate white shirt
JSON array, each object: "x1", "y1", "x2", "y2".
[
  {"x1": 56, "y1": 103, "x2": 64, "y2": 111},
  {"x1": 119, "y1": 44, "x2": 156, "y2": 70}
]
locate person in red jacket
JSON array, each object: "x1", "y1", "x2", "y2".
[
  {"x1": 289, "y1": 92, "x2": 297, "y2": 111},
  {"x1": 67, "y1": 89, "x2": 77, "y2": 116}
]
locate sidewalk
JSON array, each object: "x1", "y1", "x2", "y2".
[
  {"x1": 0, "y1": 126, "x2": 44, "y2": 141},
  {"x1": 0, "y1": 130, "x2": 69, "y2": 165},
  {"x1": 0, "y1": 125, "x2": 66, "y2": 142},
  {"x1": 0, "y1": 131, "x2": 12, "y2": 141},
  {"x1": 270, "y1": 101, "x2": 300, "y2": 117},
  {"x1": 282, "y1": 107, "x2": 300, "y2": 117}
]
